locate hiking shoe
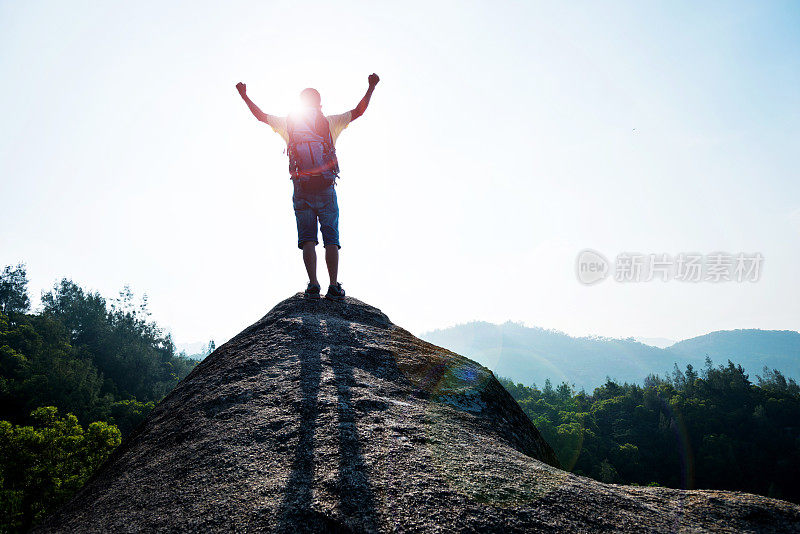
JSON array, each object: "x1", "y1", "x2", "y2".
[
  {"x1": 304, "y1": 282, "x2": 321, "y2": 299},
  {"x1": 325, "y1": 283, "x2": 345, "y2": 302}
]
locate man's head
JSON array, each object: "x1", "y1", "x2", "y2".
[{"x1": 300, "y1": 88, "x2": 321, "y2": 109}]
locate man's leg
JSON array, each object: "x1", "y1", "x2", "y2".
[
  {"x1": 325, "y1": 244, "x2": 338, "y2": 286},
  {"x1": 294, "y1": 192, "x2": 319, "y2": 287},
  {"x1": 301, "y1": 242, "x2": 319, "y2": 286}
]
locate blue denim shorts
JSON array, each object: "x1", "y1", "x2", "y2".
[{"x1": 292, "y1": 180, "x2": 340, "y2": 249}]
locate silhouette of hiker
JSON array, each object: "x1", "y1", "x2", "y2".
[{"x1": 236, "y1": 74, "x2": 380, "y2": 301}]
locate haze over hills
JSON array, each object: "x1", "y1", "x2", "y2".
[
  {"x1": 668, "y1": 329, "x2": 800, "y2": 375},
  {"x1": 422, "y1": 323, "x2": 800, "y2": 391},
  {"x1": 634, "y1": 337, "x2": 676, "y2": 349}
]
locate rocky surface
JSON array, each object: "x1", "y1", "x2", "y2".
[{"x1": 37, "y1": 295, "x2": 800, "y2": 533}]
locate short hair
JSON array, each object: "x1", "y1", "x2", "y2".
[{"x1": 300, "y1": 88, "x2": 321, "y2": 108}]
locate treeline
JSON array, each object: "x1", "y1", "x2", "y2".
[
  {"x1": 501, "y1": 360, "x2": 800, "y2": 503},
  {"x1": 0, "y1": 264, "x2": 197, "y2": 531}
]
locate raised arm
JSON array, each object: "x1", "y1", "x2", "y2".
[
  {"x1": 236, "y1": 82, "x2": 269, "y2": 123},
  {"x1": 350, "y1": 73, "x2": 380, "y2": 121}
]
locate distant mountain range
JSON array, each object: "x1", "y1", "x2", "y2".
[
  {"x1": 634, "y1": 337, "x2": 676, "y2": 349},
  {"x1": 421, "y1": 323, "x2": 800, "y2": 391}
]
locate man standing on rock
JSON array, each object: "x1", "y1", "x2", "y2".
[{"x1": 236, "y1": 74, "x2": 380, "y2": 301}]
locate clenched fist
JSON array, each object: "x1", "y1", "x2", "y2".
[
  {"x1": 236, "y1": 82, "x2": 246, "y2": 97},
  {"x1": 368, "y1": 73, "x2": 380, "y2": 87}
]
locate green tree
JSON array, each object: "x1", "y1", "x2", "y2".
[
  {"x1": 0, "y1": 407, "x2": 121, "y2": 532},
  {"x1": 40, "y1": 278, "x2": 195, "y2": 403},
  {"x1": 0, "y1": 264, "x2": 30, "y2": 315}
]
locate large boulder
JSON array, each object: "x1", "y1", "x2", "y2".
[{"x1": 37, "y1": 295, "x2": 800, "y2": 533}]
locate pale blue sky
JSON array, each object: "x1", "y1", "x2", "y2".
[{"x1": 1, "y1": 1, "x2": 798, "y2": 347}]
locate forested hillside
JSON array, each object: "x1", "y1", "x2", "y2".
[
  {"x1": 0, "y1": 264, "x2": 197, "y2": 532},
  {"x1": 501, "y1": 359, "x2": 800, "y2": 503}
]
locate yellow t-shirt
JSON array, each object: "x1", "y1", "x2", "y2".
[{"x1": 264, "y1": 111, "x2": 352, "y2": 145}]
